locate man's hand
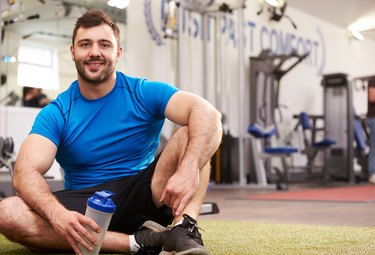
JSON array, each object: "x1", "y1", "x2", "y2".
[
  {"x1": 49, "y1": 209, "x2": 100, "y2": 255},
  {"x1": 160, "y1": 168, "x2": 199, "y2": 217}
]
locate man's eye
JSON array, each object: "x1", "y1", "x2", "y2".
[
  {"x1": 101, "y1": 43, "x2": 110, "y2": 48},
  {"x1": 80, "y1": 43, "x2": 89, "y2": 47}
]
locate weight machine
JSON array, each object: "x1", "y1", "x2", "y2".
[
  {"x1": 248, "y1": 49, "x2": 308, "y2": 188},
  {"x1": 162, "y1": 0, "x2": 247, "y2": 185},
  {"x1": 0, "y1": 137, "x2": 15, "y2": 197},
  {"x1": 249, "y1": 49, "x2": 309, "y2": 127},
  {"x1": 321, "y1": 73, "x2": 355, "y2": 182},
  {"x1": 321, "y1": 73, "x2": 370, "y2": 183}
]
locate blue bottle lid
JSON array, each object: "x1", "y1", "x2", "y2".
[{"x1": 87, "y1": 190, "x2": 116, "y2": 213}]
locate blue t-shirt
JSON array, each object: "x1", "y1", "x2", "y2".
[{"x1": 31, "y1": 71, "x2": 178, "y2": 190}]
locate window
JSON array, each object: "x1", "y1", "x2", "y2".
[{"x1": 17, "y1": 44, "x2": 59, "y2": 91}]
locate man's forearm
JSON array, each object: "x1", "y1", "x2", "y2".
[
  {"x1": 13, "y1": 165, "x2": 64, "y2": 222},
  {"x1": 182, "y1": 103, "x2": 222, "y2": 171}
]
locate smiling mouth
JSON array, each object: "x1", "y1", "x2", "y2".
[
  {"x1": 85, "y1": 61, "x2": 104, "y2": 71},
  {"x1": 88, "y1": 62, "x2": 102, "y2": 68}
]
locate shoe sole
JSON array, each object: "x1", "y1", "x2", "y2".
[
  {"x1": 159, "y1": 247, "x2": 209, "y2": 255},
  {"x1": 142, "y1": 220, "x2": 168, "y2": 232}
]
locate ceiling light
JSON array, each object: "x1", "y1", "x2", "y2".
[
  {"x1": 349, "y1": 30, "x2": 364, "y2": 41},
  {"x1": 107, "y1": 0, "x2": 129, "y2": 9},
  {"x1": 2, "y1": 56, "x2": 17, "y2": 63},
  {"x1": 348, "y1": 14, "x2": 375, "y2": 33},
  {"x1": 257, "y1": 0, "x2": 296, "y2": 29},
  {"x1": 265, "y1": 0, "x2": 285, "y2": 8}
]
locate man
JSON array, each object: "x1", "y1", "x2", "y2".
[
  {"x1": 0, "y1": 9, "x2": 222, "y2": 255},
  {"x1": 22, "y1": 87, "x2": 50, "y2": 108},
  {"x1": 366, "y1": 76, "x2": 375, "y2": 184}
]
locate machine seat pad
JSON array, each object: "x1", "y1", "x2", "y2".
[
  {"x1": 312, "y1": 138, "x2": 336, "y2": 148},
  {"x1": 248, "y1": 124, "x2": 277, "y2": 139},
  {"x1": 264, "y1": 147, "x2": 298, "y2": 154}
]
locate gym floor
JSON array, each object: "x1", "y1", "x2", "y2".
[
  {"x1": 1, "y1": 178, "x2": 374, "y2": 228},
  {"x1": 202, "y1": 183, "x2": 375, "y2": 227}
]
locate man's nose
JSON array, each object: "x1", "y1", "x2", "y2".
[{"x1": 89, "y1": 44, "x2": 101, "y2": 57}]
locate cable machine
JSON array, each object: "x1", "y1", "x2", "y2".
[
  {"x1": 249, "y1": 49, "x2": 309, "y2": 127},
  {"x1": 162, "y1": 0, "x2": 246, "y2": 184},
  {"x1": 321, "y1": 73, "x2": 373, "y2": 183},
  {"x1": 321, "y1": 73, "x2": 354, "y2": 182},
  {"x1": 248, "y1": 49, "x2": 308, "y2": 186}
]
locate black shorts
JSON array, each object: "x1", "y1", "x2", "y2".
[{"x1": 53, "y1": 157, "x2": 173, "y2": 234}]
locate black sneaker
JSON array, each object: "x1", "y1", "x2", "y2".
[
  {"x1": 134, "y1": 220, "x2": 169, "y2": 255},
  {"x1": 161, "y1": 214, "x2": 209, "y2": 255}
]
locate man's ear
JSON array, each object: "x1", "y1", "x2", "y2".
[
  {"x1": 70, "y1": 45, "x2": 75, "y2": 61},
  {"x1": 117, "y1": 46, "x2": 123, "y2": 59}
]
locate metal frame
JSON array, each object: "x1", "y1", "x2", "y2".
[{"x1": 321, "y1": 73, "x2": 355, "y2": 182}]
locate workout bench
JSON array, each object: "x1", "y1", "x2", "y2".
[{"x1": 248, "y1": 124, "x2": 298, "y2": 190}]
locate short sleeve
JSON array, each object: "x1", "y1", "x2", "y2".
[
  {"x1": 136, "y1": 79, "x2": 179, "y2": 119},
  {"x1": 30, "y1": 102, "x2": 65, "y2": 147}
]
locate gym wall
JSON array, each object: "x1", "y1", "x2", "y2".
[{"x1": 125, "y1": 0, "x2": 374, "y2": 138}]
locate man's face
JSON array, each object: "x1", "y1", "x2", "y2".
[{"x1": 70, "y1": 24, "x2": 122, "y2": 85}]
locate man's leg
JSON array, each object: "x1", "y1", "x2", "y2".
[
  {"x1": 149, "y1": 126, "x2": 211, "y2": 254},
  {"x1": 0, "y1": 196, "x2": 132, "y2": 253},
  {"x1": 151, "y1": 126, "x2": 211, "y2": 221},
  {"x1": 0, "y1": 196, "x2": 70, "y2": 251}
]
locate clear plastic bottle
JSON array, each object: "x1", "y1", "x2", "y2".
[{"x1": 78, "y1": 190, "x2": 116, "y2": 255}]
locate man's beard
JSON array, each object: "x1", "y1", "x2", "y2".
[{"x1": 75, "y1": 57, "x2": 116, "y2": 85}]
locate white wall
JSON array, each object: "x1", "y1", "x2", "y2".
[{"x1": 125, "y1": 0, "x2": 375, "y2": 137}]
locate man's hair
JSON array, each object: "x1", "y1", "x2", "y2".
[
  {"x1": 23, "y1": 86, "x2": 34, "y2": 98},
  {"x1": 72, "y1": 9, "x2": 120, "y2": 47}
]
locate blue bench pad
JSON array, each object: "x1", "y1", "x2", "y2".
[{"x1": 264, "y1": 147, "x2": 298, "y2": 154}]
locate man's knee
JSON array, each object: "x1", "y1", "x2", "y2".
[
  {"x1": 0, "y1": 196, "x2": 21, "y2": 220},
  {"x1": 0, "y1": 197, "x2": 19, "y2": 239},
  {"x1": 0, "y1": 196, "x2": 27, "y2": 240},
  {"x1": 159, "y1": 127, "x2": 189, "y2": 162},
  {"x1": 170, "y1": 126, "x2": 189, "y2": 147}
]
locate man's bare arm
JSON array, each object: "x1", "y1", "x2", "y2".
[
  {"x1": 165, "y1": 91, "x2": 222, "y2": 168},
  {"x1": 13, "y1": 134, "x2": 62, "y2": 220},
  {"x1": 161, "y1": 91, "x2": 222, "y2": 216},
  {"x1": 13, "y1": 134, "x2": 99, "y2": 254}
]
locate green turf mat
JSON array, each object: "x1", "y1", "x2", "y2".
[
  {"x1": 200, "y1": 220, "x2": 375, "y2": 255},
  {"x1": 1, "y1": 220, "x2": 375, "y2": 254}
]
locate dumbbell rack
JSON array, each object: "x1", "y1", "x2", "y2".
[{"x1": 0, "y1": 137, "x2": 15, "y2": 197}]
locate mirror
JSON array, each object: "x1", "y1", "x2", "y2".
[{"x1": 0, "y1": 0, "x2": 127, "y2": 105}]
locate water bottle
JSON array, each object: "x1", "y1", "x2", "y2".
[{"x1": 78, "y1": 190, "x2": 116, "y2": 255}]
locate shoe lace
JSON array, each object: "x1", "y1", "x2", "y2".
[{"x1": 182, "y1": 214, "x2": 204, "y2": 245}]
